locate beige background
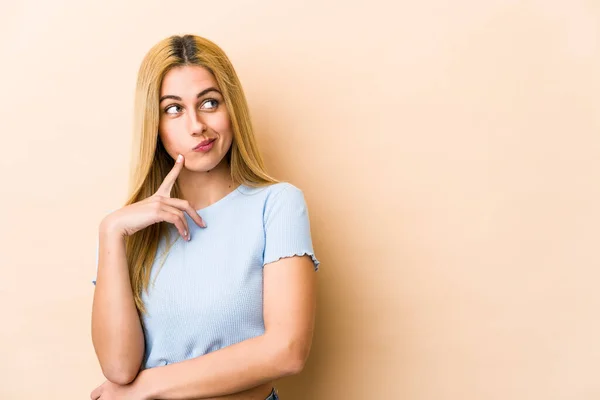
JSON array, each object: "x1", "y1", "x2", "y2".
[{"x1": 0, "y1": 0, "x2": 599, "y2": 399}]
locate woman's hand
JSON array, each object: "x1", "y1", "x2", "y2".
[
  {"x1": 101, "y1": 154, "x2": 206, "y2": 241},
  {"x1": 89, "y1": 379, "x2": 148, "y2": 400}
]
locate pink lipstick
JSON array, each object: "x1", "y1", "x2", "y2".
[{"x1": 192, "y1": 138, "x2": 216, "y2": 152}]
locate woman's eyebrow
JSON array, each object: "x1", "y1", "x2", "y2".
[{"x1": 159, "y1": 87, "x2": 221, "y2": 103}]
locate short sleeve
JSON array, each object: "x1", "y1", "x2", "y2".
[{"x1": 263, "y1": 184, "x2": 320, "y2": 271}]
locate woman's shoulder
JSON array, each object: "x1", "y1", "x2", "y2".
[
  {"x1": 240, "y1": 181, "x2": 302, "y2": 197},
  {"x1": 236, "y1": 182, "x2": 307, "y2": 213}
]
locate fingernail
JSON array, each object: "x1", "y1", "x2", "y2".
[{"x1": 177, "y1": 154, "x2": 183, "y2": 163}]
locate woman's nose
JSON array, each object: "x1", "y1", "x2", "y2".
[{"x1": 188, "y1": 110, "x2": 206, "y2": 134}]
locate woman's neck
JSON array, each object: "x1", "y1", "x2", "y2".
[{"x1": 175, "y1": 160, "x2": 238, "y2": 210}]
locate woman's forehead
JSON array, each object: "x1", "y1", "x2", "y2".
[{"x1": 161, "y1": 65, "x2": 218, "y2": 96}]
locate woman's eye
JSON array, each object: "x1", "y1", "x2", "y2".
[
  {"x1": 202, "y1": 99, "x2": 219, "y2": 110},
  {"x1": 164, "y1": 99, "x2": 218, "y2": 115},
  {"x1": 164, "y1": 105, "x2": 181, "y2": 115}
]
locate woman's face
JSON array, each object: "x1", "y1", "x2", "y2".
[{"x1": 158, "y1": 65, "x2": 233, "y2": 172}]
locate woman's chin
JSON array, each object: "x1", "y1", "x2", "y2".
[{"x1": 184, "y1": 156, "x2": 226, "y2": 173}]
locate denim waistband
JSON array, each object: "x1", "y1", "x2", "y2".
[{"x1": 265, "y1": 387, "x2": 279, "y2": 400}]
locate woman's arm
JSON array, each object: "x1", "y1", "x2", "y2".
[
  {"x1": 91, "y1": 221, "x2": 145, "y2": 385},
  {"x1": 133, "y1": 254, "x2": 317, "y2": 400}
]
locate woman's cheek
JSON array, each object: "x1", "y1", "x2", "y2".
[{"x1": 159, "y1": 130, "x2": 178, "y2": 155}]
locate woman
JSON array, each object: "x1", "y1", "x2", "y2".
[{"x1": 90, "y1": 34, "x2": 319, "y2": 400}]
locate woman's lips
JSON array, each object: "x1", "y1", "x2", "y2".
[{"x1": 192, "y1": 139, "x2": 216, "y2": 152}]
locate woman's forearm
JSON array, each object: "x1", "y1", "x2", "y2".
[
  {"x1": 91, "y1": 222, "x2": 145, "y2": 385},
  {"x1": 134, "y1": 332, "x2": 298, "y2": 399}
]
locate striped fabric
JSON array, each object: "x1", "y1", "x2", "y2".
[{"x1": 93, "y1": 182, "x2": 319, "y2": 370}]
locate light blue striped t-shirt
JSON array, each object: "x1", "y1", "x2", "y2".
[{"x1": 93, "y1": 182, "x2": 320, "y2": 370}]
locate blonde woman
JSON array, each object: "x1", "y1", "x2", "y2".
[{"x1": 90, "y1": 34, "x2": 319, "y2": 400}]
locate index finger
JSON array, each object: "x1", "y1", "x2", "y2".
[{"x1": 156, "y1": 154, "x2": 184, "y2": 197}]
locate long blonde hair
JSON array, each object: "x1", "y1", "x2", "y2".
[{"x1": 123, "y1": 34, "x2": 278, "y2": 315}]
